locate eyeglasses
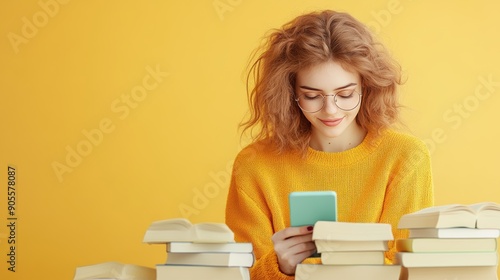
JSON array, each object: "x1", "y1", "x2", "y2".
[{"x1": 295, "y1": 88, "x2": 362, "y2": 113}]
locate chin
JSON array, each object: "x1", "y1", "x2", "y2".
[{"x1": 321, "y1": 128, "x2": 347, "y2": 139}]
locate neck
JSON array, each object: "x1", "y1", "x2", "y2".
[{"x1": 309, "y1": 124, "x2": 367, "y2": 152}]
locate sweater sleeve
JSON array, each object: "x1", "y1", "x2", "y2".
[
  {"x1": 378, "y1": 141, "x2": 435, "y2": 262},
  {"x1": 225, "y1": 152, "x2": 294, "y2": 280}
]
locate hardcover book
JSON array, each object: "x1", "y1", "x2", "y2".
[
  {"x1": 295, "y1": 264, "x2": 401, "y2": 280},
  {"x1": 395, "y1": 251, "x2": 498, "y2": 267},
  {"x1": 73, "y1": 262, "x2": 155, "y2": 280},
  {"x1": 408, "y1": 227, "x2": 500, "y2": 238},
  {"x1": 400, "y1": 265, "x2": 498, "y2": 280},
  {"x1": 165, "y1": 252, "x2": 254, "y2": 267},
  {"x1": 398, "y1": 202, "x2": 500, "y2": 229},
  {"x1": 312, "y1": 221, "x2": 393, "y2": 241},
  {"x1": 396, "y1": 238, "x2": 497, "y2": 253},
  {"x1": 156, "y1": 265, "x2": 250, "y2": 280},
  {"x1": 143, "y1": 218, "x2": 234, "y2": 243},
  {"x1": 320, "y1": 251, "x2": 385, "y2": 265},
  {"x1": 167, "y1": 241, "x2": 253, "y2": 253},
  {"x1": 315, "y1": 240, "x2": 388, "y2": 253}
]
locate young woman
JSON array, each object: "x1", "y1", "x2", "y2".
[{"x1": 225, "y1": 10, "x2": 434, "y2": 280}]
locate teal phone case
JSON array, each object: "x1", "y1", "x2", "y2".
[{"x1": 289, "y1": 191, "x2": 337, "y2": 227}]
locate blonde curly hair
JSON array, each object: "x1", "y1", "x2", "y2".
[{"x1": 242, "y1": 10, "x2": 402, "y2": 154}]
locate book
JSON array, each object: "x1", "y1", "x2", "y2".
[
  {"x1": 167, "y1": 242, "x2": 253, "y2": 253},
  {"x1": 320, "y1": 251, "x2": 385, "y2": 265},
  {"x1": 312, "y1": 221, "x2": 394, "y2": 241},
  {"x1": 166, "y1": 252, "x2": 254, "y2": 267},
  {"x1": 400, "y1": 265, "x2": 498, "y2": 280},
  {"x1": 143, "y1": 218, "x2": 234, "y2": 243},
  {"x1": 156, "y1": 265, "x2": 250, "y2": 280},
  {"x1": 315, "y1": 240, "x2": 388, "y2": 253},
  {"x1": 398, "y1": 202, "x2": 500, "y2": 229},
  {"x1": 395, "y1": 251, "x2": 498, "y2": 267},
  {"x1": 408, "y1": 227, "x2": 500, "y2": 238},
  {"x1": 295, "y1": 264, "x2": 401, "y2": 280},
  {"x1": 73, "y1": 262, "x2": 155, "y2": 280},
  {"x1": 396, "y1": 238, "x2": 497, "y2": 252}
]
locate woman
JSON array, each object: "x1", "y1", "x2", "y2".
[{"x1": 225, "y1": 10, "x2": 434, "y2": 280}]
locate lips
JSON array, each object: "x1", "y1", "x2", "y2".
[{"x1": 319, "y1": 117, "x2": 344, "y2": 127}]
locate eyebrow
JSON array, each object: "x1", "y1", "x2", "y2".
[{"x1": 298, "y1": 82, "x2": 357, "y2": 91}]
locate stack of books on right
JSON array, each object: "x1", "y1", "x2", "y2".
[
  {"x1": 396, "y1": 202, "x2": 500, "y2": 280},
  {"x1": 295, "y1": 221, "x2": 401, "y2": 280}
]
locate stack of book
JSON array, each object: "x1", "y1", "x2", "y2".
[
  {"x1": 295, "y1": 221, "x2": 401, "y2": 280},
  {"x1": 143, "y1": 218, "x2": 253, "y2": 280},
  {"x1": 396, "y1": 202, "x2": 500, "y2": 280}
]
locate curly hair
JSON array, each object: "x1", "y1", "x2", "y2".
[{"x1": 241, "y1": 10, "x2": 402, "y2": 154}]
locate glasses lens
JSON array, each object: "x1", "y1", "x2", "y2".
[
  {"x1": 334, "y1": 89, "x2": 361, "y2": 111},
  {"x1": 296, "y1": 94, "x2": 324, "y2": 113}
]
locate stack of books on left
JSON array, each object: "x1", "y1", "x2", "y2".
[
  {"x1": 73, "y1": 262, "x2": 155, "y2": 280},
  {"x1": 143, "y1": 218, "x2": 253, "y2": 280},
  {"x1": 396, "y1": 202, "x2": 500, "y2": 280},
  {"x1": 295, "y1": 221, "x2": 401, "y2": 280}
]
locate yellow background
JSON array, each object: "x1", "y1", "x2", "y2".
[{"x1": 1, "y1": 0, "x2": 499, "y2": 279}]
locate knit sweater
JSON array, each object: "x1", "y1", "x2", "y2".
[{"x1": 225, "y1": 129, "x2": 434, "y2": 280}]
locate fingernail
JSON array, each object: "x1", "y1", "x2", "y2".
[{"x1": 307, "y1": 226, "x2": 313, "y2": 231}]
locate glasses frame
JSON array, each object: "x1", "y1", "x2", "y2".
[{"x1": 294, "y1": 89, "x2": 362, "y2": 113}]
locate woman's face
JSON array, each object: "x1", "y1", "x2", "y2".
[{"x1": 295, "y1": 60, "x2": 363, "y2": 149}]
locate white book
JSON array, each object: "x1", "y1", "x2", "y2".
[
  {"x1": 166, "y1": 252, "x2": 254, "y2": 267},
  {"x1": 409, "y1": 227, "x2": 500, "y2": 238},
  {"x1": 156, "y1": 265, "x2": 249, "y2": 280},
  {"x1": 73, "y1": 262, "x2": 155, "y2": 280},
  {"x1": 395, "y1": 252, "x2": 498, "y2": 267},
  {"x1": 167, "y1": 242, "x2": 253, "y2": 253}
]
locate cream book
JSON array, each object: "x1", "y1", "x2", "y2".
[
  {"x1": 166, "y1": 252, "x2": 254, "y2": 267},
  {"x1": 321, "y1": 251, "x2": 385, "y2": 265},
  {"x1": 167, "y1": 242, "x2": 253, "y2": 253},
  {"x1": 398, "y1": 202, "x2": 500, "y2": 229},
  {"x1": 295, "y1": 264, "x2": 401, "y2": 280},
  {"x1": 73, "y1": 262, "x2": 155, "y2": 280},
  {"x1": 397, "y1": 238, "x2": 497, "y2": 252},
  {"x1": 408, "y1": 227, "x2": 500, "y2": 238},
  {"x1": 395, "y1": 251, "x2": 498, "y2": 267},
  {"x1": 312, "y1": 221, "x2": 394, "y2": 241},
  {"x1": 315, "y1": 240, "x2": 388, "y2": 253},
  {"x1": 143, "y1": 218, "x2": 234, "y2": 243},
  {"x1": 156, "y1": 265, "x2": 249, "y2": 280},
  {"x1": 400, "y1": 266, "x2": 498, "y2": 280}
]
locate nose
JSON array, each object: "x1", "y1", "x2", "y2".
[{"x1": 323, "y1": 95, "x2": 338, "y2": 114}]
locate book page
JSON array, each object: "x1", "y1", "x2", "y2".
[
  {"x1": 194, "y1": 223, "x2": 235, "y2": 242},
  {"x1": 148, "y1": 218, "x2": 192, "y2": 231},
  {"x1": 469, "y1": 202, "x2": 500, "y2": 213},
  {"x1": 409, "y1": 204, "x2": 474, "y2": 215}
]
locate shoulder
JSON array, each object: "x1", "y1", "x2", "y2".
[
  {"x1": 375, "y1": 129, "x2": 431, "y2": 162},
  {"x1": 233, "y1": 139, "x2": 300, "y2": 171},
  {"x1": 378, "y1": 129, "x2": 428, "y2": 151}
]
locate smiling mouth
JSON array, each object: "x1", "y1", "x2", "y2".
[{"x1": 320, "y1": 118, "x2": 344, "y2": 127}]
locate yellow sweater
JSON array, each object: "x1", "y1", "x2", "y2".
[{"x1": 225, "y1": 129, "x2": 434, "y2": 280}]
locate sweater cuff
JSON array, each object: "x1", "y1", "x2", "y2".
[{"x1": 250, "y1": 250, "x2": 295, "y2": 280}]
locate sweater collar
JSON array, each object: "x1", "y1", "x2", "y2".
[{"x1": 306, "y1": 130, "x2": 384, "y2": 166}]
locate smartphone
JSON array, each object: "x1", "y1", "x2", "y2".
[{"x1": 289, "y1": 191, "x2": 337, "y2": 227}]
